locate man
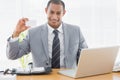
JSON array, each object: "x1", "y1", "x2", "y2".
[{"x1": 6, "y1": 0, "x2": 88, "y2": 68}]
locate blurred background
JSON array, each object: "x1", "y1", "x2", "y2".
[{"x1": 0, "y1": 0, "x2": 120, "y2": 68}]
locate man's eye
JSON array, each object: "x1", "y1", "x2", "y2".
[
  {"x1": 57, "y1": 12, "x2": 61, "y2": 15},
  {"x1": 50, "y1": 11, "x2": 54, "y2": 14}
]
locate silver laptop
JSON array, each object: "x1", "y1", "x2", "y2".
[{"x1": 58, "y1": 46, "x2": 119, "y2": 78}]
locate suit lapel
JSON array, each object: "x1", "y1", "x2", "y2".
[
  {"x1": 41, "y1": 24, "x2": 49, "y2": 58},
  {"x1": 62, "y1": 23, "x2": 70, "y2": 68}
]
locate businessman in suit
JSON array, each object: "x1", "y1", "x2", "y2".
[{"x1": 6, "y1": 0, "x2": 88, "y2": 68}]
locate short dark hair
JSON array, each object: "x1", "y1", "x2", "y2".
[{"x1": 47, "y1": 0, "x2": 65, "y2": 10}]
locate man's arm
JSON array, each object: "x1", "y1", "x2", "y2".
[
  {"x1": 6, "y1": 33, "x2": 31, "y2": 60},
  {"x1": 78, "y1": 27, "x2": 88, "y2": 49},
  {"x1": 77, "y1": 27, "x2": 88, "y2": 64},
  {"x1": 6, "y1": 18, "x2": 31, "y2": 60}
]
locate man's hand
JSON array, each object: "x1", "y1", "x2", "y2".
[{"x1": 12, "y1": 18, "x2": 30, "y2": 38}]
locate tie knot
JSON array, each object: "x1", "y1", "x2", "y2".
[{"x1": 53, "y1": 30, "x2": 58, "y2": 36}]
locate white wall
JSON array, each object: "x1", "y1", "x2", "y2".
[
  {"x1": 0, "y1": 0, "x2": 120, "y2": 68},
  {"x1": 0, "y1": 0, "x2": 21, "y2": 69}
]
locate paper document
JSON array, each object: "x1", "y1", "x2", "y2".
[{"x1": 0, "y1": 75, "x2": 16, "y2": 80}]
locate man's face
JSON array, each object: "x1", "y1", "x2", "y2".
[{"x1": 45, "y1": 3, "x2": 66, "y2": 28}]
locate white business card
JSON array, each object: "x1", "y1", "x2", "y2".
[{"x1": 26, "y1": 20, "x2": 37, "y2": 27}]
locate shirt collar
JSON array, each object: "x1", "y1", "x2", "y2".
[{"x1": 47, "y1": 23, "x2": 63, "y2": 34}]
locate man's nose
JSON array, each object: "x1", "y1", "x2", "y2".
[{"x1": 52, "y1": 14, "x2": 57, "y2": 20}]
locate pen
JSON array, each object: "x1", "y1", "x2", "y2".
[{"x1": 4, "y1": 69, "x2": 9, "y2": 75}]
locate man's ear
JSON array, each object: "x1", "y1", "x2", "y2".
[
  {"x1": 63, "y1": 10, "x2": 66, "y2": 16},
  {"x1": 45, "y1": 8, "x2": 48, "y2": 14}
]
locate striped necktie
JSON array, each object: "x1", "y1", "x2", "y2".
[{"x1": 52, "y1": 30, "x2": 60, "y2": 68}]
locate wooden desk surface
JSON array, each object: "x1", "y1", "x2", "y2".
[{"x1": 17, "y1": 69, "x2": 120, "y2": 80}]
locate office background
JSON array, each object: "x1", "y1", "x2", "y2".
[{"x1": 0, "y1": 0, "x2": 120, "y2": 68}]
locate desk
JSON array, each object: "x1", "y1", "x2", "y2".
[{"x1": 17, "y1": 69, "x2": 120, "y2": 80}]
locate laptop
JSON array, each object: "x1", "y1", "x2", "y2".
[{"x1": 58, "y1": 46, "x2": 119, "y2": 78}]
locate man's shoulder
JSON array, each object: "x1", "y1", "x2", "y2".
[
  {"x1": 28, "y1": 23, "x2": 46, "y2": 32},
  {"x1": 63, "y1": 22, "x2": 80, "y2": 30}
]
